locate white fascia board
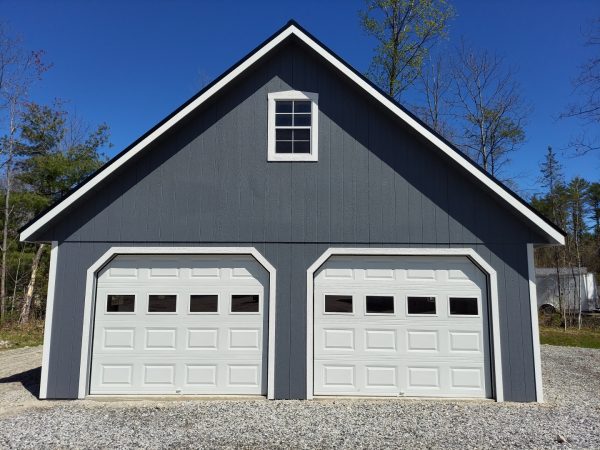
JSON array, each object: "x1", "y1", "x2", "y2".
[
  {"x1": 20, "y1": 24, "x2": 564, "y2": 245},
  {"x1": 19, "y1": 27, "x2": 295, "y2": 242},
  {"x1": 286, "y1": 26, "x2": 564, "y2": 245}
]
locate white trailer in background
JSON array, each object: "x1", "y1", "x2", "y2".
[{"x1": 536, "y1": 268, "x2": 598, "y2": 313}]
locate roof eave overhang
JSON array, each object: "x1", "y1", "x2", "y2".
[{"x1": 19, "y1": 22, "x2": 566, "y2": 246}]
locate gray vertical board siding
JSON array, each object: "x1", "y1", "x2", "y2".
[
  {"x1": 477, "y1": 242, "x2": 536, "y2": 401},
  {"x1": 41, "y1": 40, "x2": 548, "y2": 247},
  {"x1": 46, "y1": 240, "x2": 537, "y2": 402},
  {"x1": 40, "y1": 40, "x2": 546, "y2": 401},
  {"x1": 288, "y1": 244, "x2": 307, "y2": 398},
  {"x1": 269, "y1": 242, "x2": 291, "y2": 398}
]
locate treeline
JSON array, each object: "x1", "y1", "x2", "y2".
[
  {"x1": 360, "y1": 2, "x2": 598, "y2": 184},
  {"x1": 360, "y1": 0, "x2": 528, "y2": 182},
  {"x1": 0, "y1": 4, "x2": 598, "y2": 327},
  {"x1": 359, "y1": 2, "x2": 599, "y2": 327},
  {"x1": 532, "y1": 147, "x2": 600, "y2": 327},
  {"x1": 0, "y1": 24, "x2": 108, "y2": 324}
]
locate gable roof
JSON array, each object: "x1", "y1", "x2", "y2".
[{"x1": 19, "y1": 20, "x2": 565, "y2": 245}]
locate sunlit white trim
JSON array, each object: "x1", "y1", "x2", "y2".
[
  {"x1": 39, "y1": 241, "x2": 58, "y2": 399},
  {"x1": 306, "y1": 247, "x2": 504, "y2": 402},
  {"x1": 19, "y1": 24, "x2": 564, "y2": 245},
  {"x1": 527, "y1": 243, "x2": 544, "y2": 402},
  {"x1": 20, "y1": 26, "x2": 297, "y2": 242},
  {"x1": 267, "y1": 90, "x2": 319, "y2": 162},
  {"x1": 78, "y1": 247, "x2": 277, "y2": 399}
]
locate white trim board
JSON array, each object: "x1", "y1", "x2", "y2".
[
  {"x1": 19, "y1": 23, "x2": 564, "y2": 245},
  {"x1": 39, "y1": 241, "x2": 58, "y2": 399},
  {"x1": 77, "y1": 247, "x2": 277, "y2": 400},
  {"x1": 306, "y1": 247, "x2": 504, "y2": 402},
  {"x1": 527, "y1": 243, "x2": 544, "y2": 402}
]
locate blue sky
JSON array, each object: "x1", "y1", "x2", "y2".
[{"x1": 3, "y1": 0, "x2": 599, "y2": 196}]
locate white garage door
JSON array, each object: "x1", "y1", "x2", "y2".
[
  {"x1": 314, "y1": 255, "x2": 491, "y2": 398},
  {"x1": 89, "y1": 254, "x2": 268, "y2": 395}
]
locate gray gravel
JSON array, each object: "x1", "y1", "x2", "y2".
[{"x1": 0, "y1": 345, "x2": 599, "y2": 449}]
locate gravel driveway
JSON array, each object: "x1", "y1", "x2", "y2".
[{"x1": 0, "y1": 345, "x2": 598, "y2": 449}]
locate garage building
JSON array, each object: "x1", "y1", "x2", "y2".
[{"x1": 20, "y1": 21, "x2": 565, "y2": 402}]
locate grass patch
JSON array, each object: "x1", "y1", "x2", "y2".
[
  {"x1": 539, "y1": 326, "x2": 600, "y2": 349},
  {"x1": 0, "y1": 320, "x2": 44, "y2": 350}
]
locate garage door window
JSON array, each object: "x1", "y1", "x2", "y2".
[
  {"x1": 106, "y1": 294, "x2": 135, "y2": 313},
  {"x1": 449, "y1": 297, "x2": 479, "y2": 316},
  {"x1": 324, "y1": 295, "x2": 353, "y2": 313},
  {"x1": 148, "y1": 294, "x2": 177, "y2": 313},
  {"x1": 366, "y1": 296, "x2": 394, "y2": 314},
  {"x1": 231, "y1": 294, "x2": 260, "y2": 313},
  {"x1": 190, "y1": 294, "x2": 218, "y2": 313},
  {"x1": 407, "y1": 296, "x2": 436, "y2": 315}
]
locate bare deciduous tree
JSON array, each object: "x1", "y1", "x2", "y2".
[
  {"x1": 566, "y1": 177, "x2": 590, "y2": 329},
  {"x1": 451, "y1": 42, "x2": 529, "y2": 178},
  {"x1": 562, "y1": 18, "x2": 600, "y2": 154},
  {"x1": 0, "y1": 23, "x2": 48, "y2": 321},
  {"x1": 19, "y1": 243, "x2": 44, "y2": 324},
  {"x1": 539, "y1": 146, "x2": 568, "y2": 327},
  {"x1": 414, "y1": 53, "x2": 454, "y2": 138},
  {"x1": 359, "y1": 0, "x2": 454, "y2": 100}
]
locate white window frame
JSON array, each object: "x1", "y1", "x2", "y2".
[
  {"x1": 188, "y1": 293, "x2": 220, "y2": 315},
  {"x1": 323, "y1": 293, "x2": 354, "y2": 315},
  {"x1": 267, "y1": 90, "x2": 319, "y2": 162},
  {"x1": 104, "y1": 293, "x2": 136, "y2": 315},
  {"x1": 146, "y1": 293, "x2": 178, "y2": 315},
  {"x1": 364, "y1": 294, "x2": 395, "y2": 316},
  {"x1": 406, "y1": 294, "x2": 439, "y2": 317},
  {"x1": 229, "y1": 293, "x2": 262, "y2": 315},
  {"x1": 448, "y1": 296, "x2": 481, "y2": 318}
]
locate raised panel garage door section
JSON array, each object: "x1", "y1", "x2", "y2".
[
  {"x1": 313, "y1": 255, "x2": 492, "y2": 398},
  {"x1": 89, "y1": 254, "x2": 268, "y2": 395}
]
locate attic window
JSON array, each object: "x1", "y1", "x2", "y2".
[{"x1": 268, "y1": 91, "x2": 318, "y2": 162}]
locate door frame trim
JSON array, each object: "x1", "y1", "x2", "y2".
[
  {"x1": 306, "y1": 247, "x2": 504, "y2": 402},
  {"x1": 39, "y1": 241, "x2": 58, "y2": 399},
  {"x1": 78, "y1": 246, "x2": 277, "y2": 399},
  {"x1": 527, "y1": 243, "x2": 544, "y2": 402}
]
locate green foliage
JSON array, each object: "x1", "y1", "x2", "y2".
[
  {"x1": 566, "y1": 177, "x2": 590, "y2": 239},
  {"x1": 359, "y1": 0, "x2": 454, "y2": 99},
  {"x1": 540, "y1": 146, "x2": 563, "y2": 191},
  {"x1": 16, "y1": 102, "x2": 108, "y2": 208},
  {"x1": 539, "y1": 326, "x2": 600, "y2": 349},
  {"x1": 534, "y1": 147, "x2": 600, "y2": 326},
  {"x1": 0, "y1": 101, "x2": 108, "y2": 325},
  {"x1": 0, "y1": 319, "x2": 44, "y2": 350},
  {"x1": 588, "y1": 183, "x2": 600, "y2": 237}
]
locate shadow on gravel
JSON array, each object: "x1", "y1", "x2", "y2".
[{"x1": 0, "y1": 367, "x2": 40, "y2": 398}]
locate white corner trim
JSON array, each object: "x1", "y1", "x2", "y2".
[
  {"x1": 527, "y1": 243, "x2": 544, "y2": 402},
  {"x1": 306, "y1": 247, "x2": 504, "y2": 402},
  {"x1": 19, "y1": 24, "x2": 564, "y2": 245},
  {"x1": 77, "y1": 246, "x2": 277, "y2": 400},
  {"x1": 39, "y1": 241, "x2": 58, "y2": 400},
  {"x1": 267, "y1": 90, "x2": 319, "y2": 162}
]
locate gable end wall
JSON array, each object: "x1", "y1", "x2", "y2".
[{"x1": 42, "y1": 40, "x2": 541, "y2": 401}]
